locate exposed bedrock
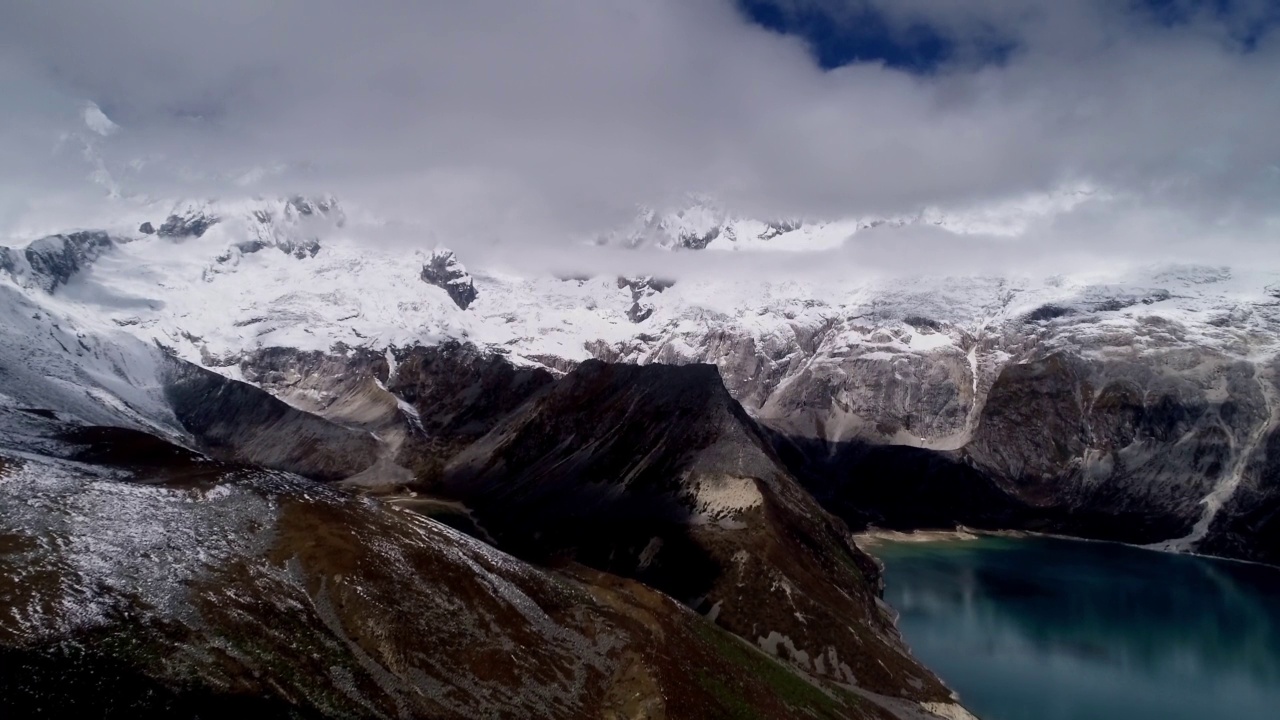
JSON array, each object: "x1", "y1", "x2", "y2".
[
  {"x1": 1, "y1": 231, "x2": 115, "y2": 293},
  {"x1": 1197, "y1": 358, "x2": 1280, "y2": 564},
  {"x1": 238, "y1": 345, "x2": 393, "y2": 426},
  {"x1": 420, "y1": 249, "x2": 478, "y2": 310},
  {"x1": 966, "y1": 352, "x2": 1263, "y2": 539},
  {"x1": 157, "y1": 210, "x2": 219, "y2": 238},
  {"x1": 382, "y1": 342, "x2": 554, "y2": 478},
  {"x1": 232, "y1": 338, "x2": 1280, "y2": 566},
  {"x1": 591, "y1": 319, "x2": 991, "y2": 448},
  {"x1": 237, "y1": 342, "x2": 554, "y2": 489},
  {"x1": 756, "y1": 345, "x2": 979, "y2": 446},
  {"x1": 772, "y1": 349, "x2": 1280, "y2": 562}
]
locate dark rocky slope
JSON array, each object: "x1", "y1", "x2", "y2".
[
  {"x1": 1197, "y1": 362, "x2": 1280, "y2": 564},
  {"x1": 0, "y1": 339, "x2": 967, "y2": 719},
  {"x1": 964, "y1": 352, "x2": 1259, "y2": 543},
  {"x1": 161, "y1": 354, "x2": 380, "y2": 481},
  {"x1": 385, "y1": 343, "x2": 555, "y2": 479},
  {"x1": 427, "y1": 360, "x2": 952, "y2": 704},
  {"x1": 771, "y1": 351, "x2": 1280, "y2": 564},
  {"x1": 0, "y1": 440, "x2": 905, "y2": 720},
  {"x1": 237, "y1": 343, "x2": 554, "y2": 488},
  {"x1": 234, "y1": 346, "x2": 958, "y2": 706}
]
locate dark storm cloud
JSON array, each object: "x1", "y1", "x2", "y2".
[{"x1": 0, "y1": 0, "x2": 1277, "y2": 270}]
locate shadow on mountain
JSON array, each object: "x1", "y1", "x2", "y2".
[
  {"x1": 768, "y1": 433, "x2": 1028, "y2": 532},
  {"x1": 765, "y1": 350, "x2": 1278, "y2": 554},
  {"x1": 424, "y1": 359, "x2": 953, "y2": 702},
  {"x1": 161, "y1": 354, "x2": 380, "y2": 481},
  {"x1": 1, "y1": 641, "x2": 315, "y2": 720},
  {"x1": 769, "y1": 432, "x2": 1228, "y2": 546}
]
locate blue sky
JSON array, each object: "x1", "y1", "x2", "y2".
[
  {"x1": 1139, "y1": 0, "x2": 1280, "y2": 48},
  {"x1": 736, "y1": 0, "x2": 1006, "y2": 72},
  {"x1": 736, "y1": 0, "x2": 1280, "y2": 71}
]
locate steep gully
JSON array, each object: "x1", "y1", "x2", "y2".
[{"x1": 1163, "y1": 371, "x2": 1276, "y2": 550}]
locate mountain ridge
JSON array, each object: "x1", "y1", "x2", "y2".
[{"x1": 6, "y1": 196, "x2": 1280, "y2": 564}]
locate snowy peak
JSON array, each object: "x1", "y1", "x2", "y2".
[
  {"x1": 136, "y1": 196, "x2": 345, "y2": 279},
  {"x1": 144, "y1": 194, "x2": 344, "y2": 242},
  {"x1": 597, "y1": 199, "x2": 832, "y2": 251},
  {"x1": 594, "y1": 186, "x2": 1100, "y2": 253},
  {"x1": 421, "y1": 248, "x2": 478, "y2": 310}
]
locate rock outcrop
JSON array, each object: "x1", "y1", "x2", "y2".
[
  {"x1": 158, "y1": 210, "x2": 219, "y2": 238},
  {"x1": 2, "y1": 231, "x2": 114, "y2": 293},
  {"x1": 617, "y1": 275, "x2": 675, "y2": 323},
  {"x1": 771, "y1": 346, "x2": 1280, "y2": 564},
  {"x1": 420, "y1": 249, "x2": 478, "y2": 309}
]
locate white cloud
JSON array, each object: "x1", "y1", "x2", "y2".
[
  {"x1": 0, "y1": 0, "x2": 1276, "y2": 273},
  {"x1": 81, "y1": 102, "x2": 119, "y2": 137}
]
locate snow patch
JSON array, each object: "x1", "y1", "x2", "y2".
[{"x1": 757, "y1": 631, "x2": 811, "y2": 670}]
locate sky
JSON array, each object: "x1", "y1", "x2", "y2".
[{"x1": 1, "y1": 0, "x2": 1278, "y2": 274}]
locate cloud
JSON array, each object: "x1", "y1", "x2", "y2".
[{"x1": 0, "y1": 0, "x2": 1277, "y2": 272}]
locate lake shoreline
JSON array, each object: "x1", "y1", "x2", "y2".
[{"x1": 854, "y1": 526, "x2": 1280, "y2": 572}]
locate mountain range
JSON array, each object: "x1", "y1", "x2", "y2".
[{"x1": 3, "y1": 187, "x2": 1279, "y2": 718}]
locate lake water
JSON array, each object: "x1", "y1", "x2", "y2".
[{"x1": 873, "y1": 535, "x2": 1280, "y2": 720}]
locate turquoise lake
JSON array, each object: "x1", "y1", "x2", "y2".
[{"x1": 873, "y1": 535, "x2": 1280, "y2": 720}]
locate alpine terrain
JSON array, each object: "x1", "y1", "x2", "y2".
[{"x1": 4, "y1": 102, "x2": 1280, "y2": 720}]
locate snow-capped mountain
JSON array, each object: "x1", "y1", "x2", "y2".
[
  {"x1": 6, "y1": 190, "x2": 1280, "y2": 570},
  {"x1": 0, "y1": 191, "x2": 993, "y2": 720},
  {"x1": 3, "y1": 82, "x2": 1280, "y2": 552},
  {"x1": 17, "y1": 194, "x2": 1278, "y2": 448},
  {"x1": 593, "y1": 187, "x2": 1098, "y2": 251},
  {"x1": 4, "y1": 185, "x2": 1279, "y2": 720}
]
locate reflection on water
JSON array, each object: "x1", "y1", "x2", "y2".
[{"x1": 875, "y1": 536, "x2": 1280, "y2": 720}]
